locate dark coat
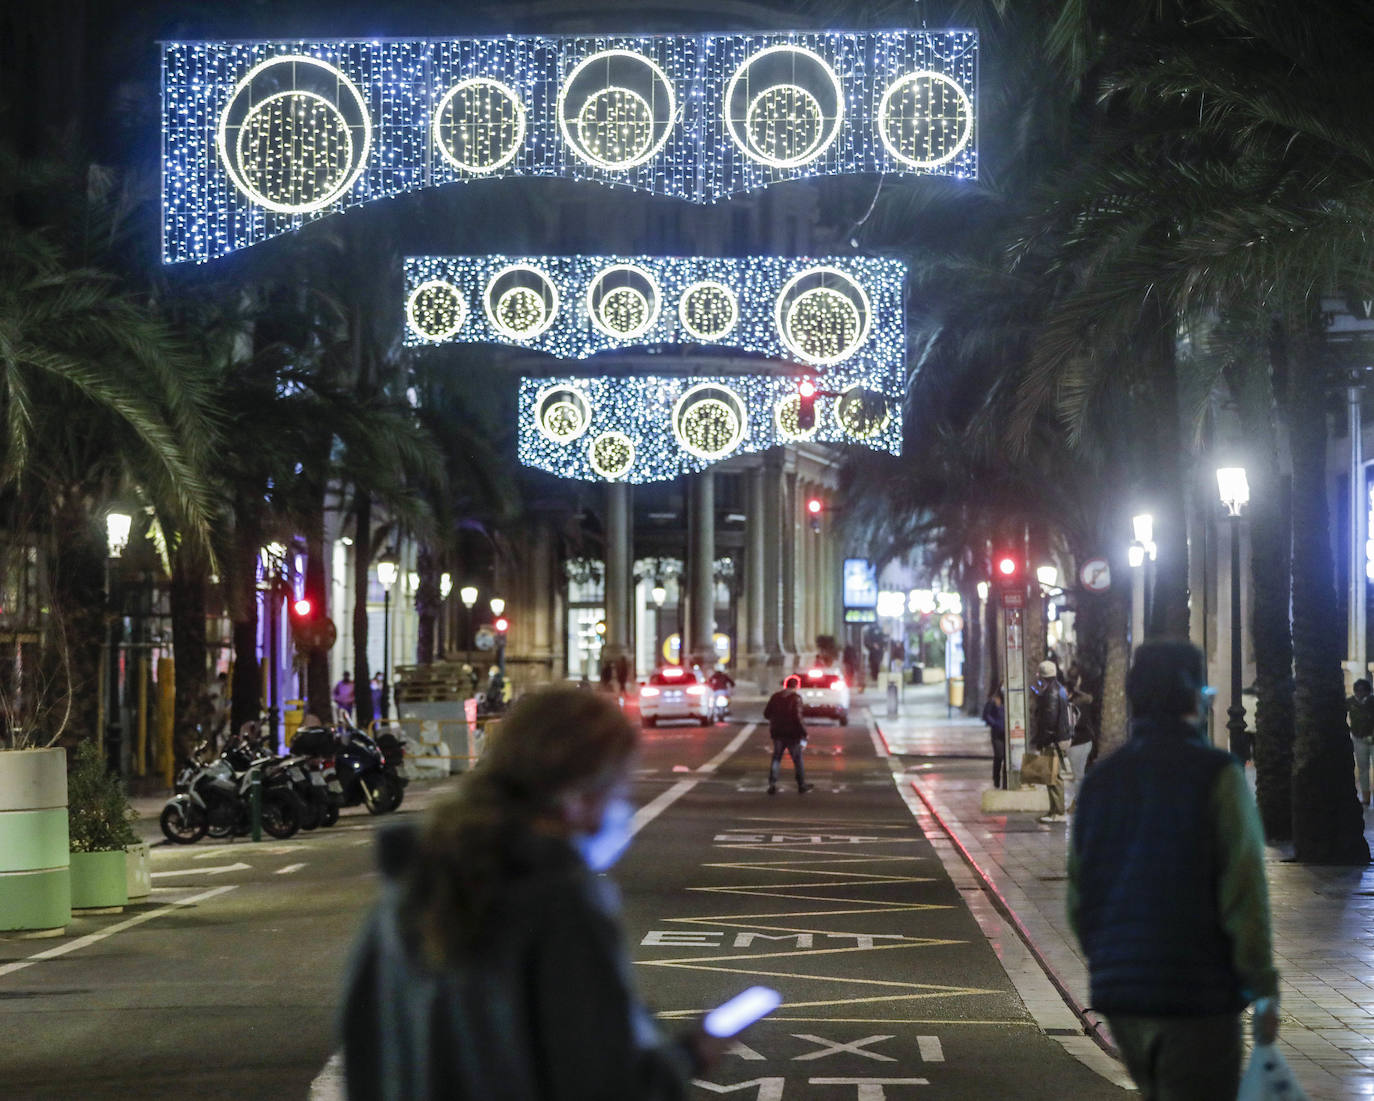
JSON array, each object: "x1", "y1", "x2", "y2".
[
  {"x1": 340, "y1": 824, "x2": 693, "y2": 1101},
  {"x1": 763, "y1": 688, "x2": 806, "y2": 743}
]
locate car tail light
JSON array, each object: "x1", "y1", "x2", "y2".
[
  {"x1": 662, "y1": 667, "x2": 685, "y2": 678},
  {"x1": 641, "y1": 686, "x2": 660, "y2": 697},
  {"x1": 830, "y1": 677, "x2": 847, "y2": 688},
  {"x1": 807, "y1": 668, "x2": 825, "y2": 678},
  {"x1": 686, "y1": 684, "x2": 706, "y2": 696}
]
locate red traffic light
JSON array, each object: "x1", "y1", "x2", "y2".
[
  {"x1": 997, "y1": 557, "x2": 1017, "y2": 577},
  {"x1": 797, "y1": 378, "x2": 817, "y2": 431},
  {"x1": 494, "y1": 616, "x2": 510, "y2": 633},
  {"x1": 291, "y1": 598, "x2": 313, "y2": 618},
  {"x1": 798, "y1": 378, "x2": 817, "y2": 398},
  {"x1": 807, "y1": 497, "x2": 823, "y2": 515}
]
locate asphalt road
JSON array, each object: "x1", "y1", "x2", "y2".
[{"x1": 0, "y1": 709, "x2": 1130, "y2": 1099}]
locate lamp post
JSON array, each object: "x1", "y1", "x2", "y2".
[
  {"x1": 438, "y1": 572, "x2": 452, "y2": 656},
  {"x1": 104, "y1": 512, "x2": 131, "y2": 771},
  {"x1": 490, "y1": 596, "x2": 507, "y2": 677},
  {"x1": 376, "y1": 553, "x2": 399, "y2": 722},
  {"x1": 459, "y1": 585, "x2": 478, "y2": 655},
  {"x1": 259, "y1": 542, "x2": 288, "y2": 749},
  {"x1": 1217, "y1": 467, "x2": 1250, "y2": 758},
  {"x1": 1036, "y1": 565, "x2": 1059, "y2": 656}
]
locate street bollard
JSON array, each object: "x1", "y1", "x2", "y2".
[
  {"x1": 886, "y1": 677, "x2": 899, "y2": 719},
  {"x1": 249, "y1": 766, "x2": 262, "y2": 842}
]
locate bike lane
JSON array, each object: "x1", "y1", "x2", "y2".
[{"x1": 620, "y1": 713, "x2": 1132, "y2": 1100}]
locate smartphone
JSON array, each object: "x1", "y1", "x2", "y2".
[{"x1": 703, "y1": 986, "x2": 783, "y2": 1038}]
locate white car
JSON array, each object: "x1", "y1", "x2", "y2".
[
  {"x1": 639, "y1": 667, "x2": 717, "y2": 727},
  {"x1": 794, "y1": 668, "x2": 851, "y2": 725}
]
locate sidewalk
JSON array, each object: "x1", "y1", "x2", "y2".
[{"x1": 872, "y1": 682, "x2": 1374, "y2": 1101}]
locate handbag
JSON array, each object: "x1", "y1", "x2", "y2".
[
  {"x1": 1020, "y1": 749, "x2": 1053, "y2": 786},
  {"x1": 1238, "y1": 1043, "x2": 1309, "y2": 1101}
]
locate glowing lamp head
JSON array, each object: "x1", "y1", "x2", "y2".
[{"x1": 807, "y1": 497, "x2": 823, "y2": 515}]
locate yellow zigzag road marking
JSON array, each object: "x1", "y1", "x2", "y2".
[
  {"x1": 641, "y1": 942, "x2": 962, "y2": 968},
  {"x1": 704, "y1": 855, "x2": 926, "y2": 868},
  {"x1": 658, "y1": 915, "x2": 962, "y2": 944},
  {"x1": 721, "y1": 819, "x2": 913, "y2": 828},
  {"x1": 640, "y1": 960, "x2": 997, "y2": 1001},
  {"x1": 655, "y1": 1014, "x2": 1037, "y2": 1026}
]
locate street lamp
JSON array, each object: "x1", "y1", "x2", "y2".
[
  {"x1": 440, "y1": 572, "x2": 453, "y2": 600},
  {"x1": 459, "y1": 585, "x2": 478, "y2": 609},
  {"x1": 651, "y1": 581, "x2": 667, "y2": 607},
  {"x1": 1217, "y1": 467, "x2": 1250, "y2": 758},
  {"x1": 376, "y1": 553, "x2": 399, "y2": 722},
  {"x1": 491, "y1": 596, "x2": 508, "y2": 677},
  {"x1": 489, "y1": 596, "x2": 505, "y2": 617},
  {"x1": 103, "y1": 512, "x2": 132, "y2": 769}
]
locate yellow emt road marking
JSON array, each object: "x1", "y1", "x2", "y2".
[{"x1": 641, "y1": 941, "x2": 964, "y2": 968}]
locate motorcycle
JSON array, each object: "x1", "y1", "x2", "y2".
[
  {"x1": 159, "y1": 737, "x2": 303, "y2": 844},
  {"x1": 317, "y1": 722, "x2": 404, "y2": 816}
]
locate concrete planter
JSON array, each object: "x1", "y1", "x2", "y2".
[
  {"x1": 69, "y1": 850, "x2": 128, "y2": 912},
  {"x1": 125, "y1": 841, "x2": 151, "y2": 901},
  {"x1": 0, "y1": 748, "x2": 71, "y2": 935}
]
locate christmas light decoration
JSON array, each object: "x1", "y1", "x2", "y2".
[
  {"x1": 517, "y1": 372, "x2": 901, "y2": 484},
  {"x1": 162, "y1": 30, "x2": 978, "y2": 262},
  {"x1": 403, "y1": 255, "x2": 905, "y2": 372}
]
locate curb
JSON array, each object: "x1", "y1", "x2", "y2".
[{"x1": 875, "y1": 719, "x2": 1118, "y2": 1060}]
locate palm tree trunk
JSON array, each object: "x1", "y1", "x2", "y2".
[
  {"x1": 352, "y1": 491, "x2": 374, "y2": 728},
  {"x1": 1143, "y1": 301, "x2": 1190, "y2": 638},
  {"x1": 47, "y1": 501, "x2": 104, "y2": 744},
  {"x1": 416, "y1": 545, "x2": 438, "y2": 665},
  {"x1": 960, "y1": 579, "x2": 982, "y2": 716},
  {"x1": 303, "y1": 498, "x2": 331, "y2": 723},
  {"x1": 1288, "y1": 350, "x2": 1369, "y2": 864},
  {"x1": 227, "y1": 520, "x2": 262, "y2": 737},
  {"x1": 1098, "y1": 583, "x2": 1131, "y2": 758},
  {"x1": 169, "y1": 536, "x2": 208, "y2": 770}
]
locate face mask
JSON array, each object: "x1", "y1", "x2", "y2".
[{"x1": 574, "y1": 796, "x2": 635, "y2": 872}]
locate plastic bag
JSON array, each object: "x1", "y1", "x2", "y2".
[{"x1": 1238, "y1": 1043, "x2": 1309, "y2": 1101}]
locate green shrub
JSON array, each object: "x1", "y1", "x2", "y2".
[{"x1": 67, "y1": 740, "x2": 138, "y2": 853}]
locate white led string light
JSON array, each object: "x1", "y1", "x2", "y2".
[
  {"x1": 405, "y1": 279, "x2": 468, "y2": 342},
  {"x1": 517, "y1": 372, "x2": 902, "y2": 484},
  {"x1": 774, "y1": 266, "x2": 872, "y2": 366},
  {"x1": 483, "y1": 264, "x2": 560, "y2": 341},
  {"x1": 586, "y1": 263, "x2": 662, "y2": 340},
  {"x1": 432, "y1": 77, "x2": 527, "y2": 174},
  {"x1": 678, "y1": 280, "x2": 739, "y2": 341},
  {"x1": 163, "y1": 31, "x2": 977, "y2": 262}
]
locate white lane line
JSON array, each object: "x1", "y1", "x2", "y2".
[
  {"x1": 149, "y1": 862, "x2": 250, "y2": 878},
  {"x1": 276, "y1": 863, "x2": 306, "y2": 875},
  {"x1": 309, "y1": 723, "x2": 759, "y2": 1101},
  {"x1": 0, "y1": 885, "x2": 237, "y2": 980},
  {"x1": 917, "y1": 1036, "x2": 944, "y2": 1062},
  {"x1": 866, "y1": 714, "x2": 889, "y2": 759}
]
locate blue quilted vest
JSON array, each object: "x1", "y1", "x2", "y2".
[{"x1": 1072, "y1": 717, "x2": 1246, "y2": 1016}]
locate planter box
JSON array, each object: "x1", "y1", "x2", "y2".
[
  {"x1": 125, "y1": 841, "x2": 151, "y2": 901},
  {"x1": 0, "y1": 748, "x2": 70, "y2": 934},
  {"x1": 70, "y1": 850, "x2": 128, "y2": 912}
]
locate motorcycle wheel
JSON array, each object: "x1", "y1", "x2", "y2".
[
  {"x1": 320, "y1": 803, "x2": 339, "y2": 827},
  {"x1": 261, "y1": 790, "x2": 301, "y2": 839},
  {"x1": 160, "y1": 802, "x2": 207, "y2": 844},
  {"x1": 297, "y1": 795, "x2": 323, "y2": 831},
  {"x1": 362, "y1": 772, "x2": 402, "y2": 815}
]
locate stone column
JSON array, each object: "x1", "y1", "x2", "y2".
[
  {"x1": 781, "y1": 469, "x2": 801, "y2": 665},
  {"x1": 689, "y1": 471, "x2": 716, "y2": 665},
  {"x1": 603, "y1": 483, "x2": 632, "y2": 670},
  {"x1": 762, "y1": 458, "x2": 786, "y2": 687},
  {"x1": 746, "y1": 466, "x2": 767, "y2": 678}
]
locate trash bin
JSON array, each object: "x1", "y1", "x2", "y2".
[
  {"x1": 283, "y1": 699, "x2": 305, "y2": 749},
  {"x1": 947, "y1": 677, "x2": 964, "y2": 709}
]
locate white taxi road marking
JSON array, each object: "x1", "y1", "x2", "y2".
[
  {"x1": 149, "y1": 862, "x2": 251, "y2": 878},
  {"x1": 276, "y1": 863, "x2": 306, "y2": 875},
  {"x1": 0, "y1": 885, "x2": 237, "y2": 980},
  {"x1": 792, "y1": 1034, "x2": 896, "y2": 1062},
  {"x1": 916, "y1": 1036, "x2": 944, "y2": 1063}
]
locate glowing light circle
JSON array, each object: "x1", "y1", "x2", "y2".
[
  {"x1": 724, "y1": 45, "x2": 844, "y2": 168},
  {"x1": 673, "y1": 384, "x2": 747, "y2": 461},
  {"x1": 775, "y1": 266, "x2": 872, "y2": 365},
  {"x1": 587, "y1": 264, "x2": 661, "y2": 339},
  {"x1": 558, "y1": 50, "x2": 677, "y2": 171},
  {"x1": 535, "y1": 385, "x2": 592, "y2": 443},
  {"x1": 878, "y1": 70, "x2": 974, "y2": 170},
  {"x1": 432, "y1": 77, "x2": 527, "y2": 174},
  {"x1": 484, "y1": 265, "x2": 559, "y2": 340},
  {"x1": 216, "y1": 54, "x2": 372, "y2": 214},
  {"x1": 589, "y1": 432, "x2": 636, "y2": 479},
  {"x1": 678, "y1": 280, "x2": 739, "y2": 342},
  {"x1": 834, "y1": 386, "x2": 892, "y2": 439},
  {"x1": 405, "y1": 280, "x2": 467, "y2": 342},
  {"x1": 774, "y1": 393, "x2": 818, "y2": 442}
]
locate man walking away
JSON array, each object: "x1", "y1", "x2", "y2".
[
  {"x1": 1069, "y1": 641, "x2": 1279, "y2": 1100},
  {"x1": 763, "y1": 676, "x2": 813, "y2": 795},
  {"x1": 1348, "y1": 679, "x2": 1374, "y2": 807},
  {"x1": 1029, "y1": 660, "x2": 1070, "y2": 823}
]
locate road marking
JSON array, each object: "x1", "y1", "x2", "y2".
[
  {"x1": 699, "y1": 724, "x2": 758, "y2": 773},
  {"x1": 0, "y1": 885, "x2": 237, "y2": 980},
  {"x1": 867, "y1": 715, "x2": 889, "y2": 759},
  {"x1": 792, "y1": 1034, "x2": 895, "y2": 1062},
  {"x1": 630, "y1": 724, "x2": 756, "y2": 838},
  {"x1": 307, "y1": 1052, "x2": 345, "y2": 1101},
  {"x1": 916, "y1": 1036, "x2": 944, "y2": 1062},
  {"x1": 809, "y1": 1079, "x2": 929, "y2": 1099},
  {"x1": 693, "y1": 1079, "x2": 784, "y2": 1100},
  {"x1": 149, "y1": 862, "x2": 250, "y2": 878},
  {"x1": 276, "y1": 863, "x2": 306, "y2": 875}
]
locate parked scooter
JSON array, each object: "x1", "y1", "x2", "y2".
[
  {"x1": 159, "y1": 735, "x2": 303, "y2": 844},
  {"x1": 315, "y1": 721, "x2": 404, "y2": 815}
]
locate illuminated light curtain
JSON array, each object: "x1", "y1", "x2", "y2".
[
  {"x1": 162, "y1": 30, "x2": 978, "y2": 263},
  {"x1": 519, "y1": 373, "x2": 902, "y2": 484},
  {"x1": 402, "y1": 254, "x2": 906, "y2": 373}
]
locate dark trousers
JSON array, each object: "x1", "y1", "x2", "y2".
[
  {"x1": 769, "y1": 739, "x2": 806, "y2": 788},
  {"x1": 991, "y1": 735, "x2": 1005, "y2": 787},
  {"x1": 1108, "y1": 1012, "x2": 1242, "y2": 1101}
]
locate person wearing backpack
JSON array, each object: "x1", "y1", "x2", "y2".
[
  {"x1": 763, "y1": 676, "x2": 814, "y2": 795},
  {"x1": 1028, "y1": 660, "x2": 1071, "y2": 823}
]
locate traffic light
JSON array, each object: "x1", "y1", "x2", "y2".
[
  {"x1": 289, "y1": 595, "x2": 337, "y2": 652},
  {"x1": 494, "y1": 615, "x2": 510, "y2": 634},
  {"x1": 993, "y1": 553, "x2": 1023, "y2": 588},
  {"x1": 806, "y1": 496, "x2": 823, "y2": 533},
  {"x1": 797, "y1": 378, "x2": 817, "y2": 431}
]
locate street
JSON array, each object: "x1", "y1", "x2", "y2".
[{"x1": 0, "y1": 705, "x2": 1128, "y2": 1100}]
